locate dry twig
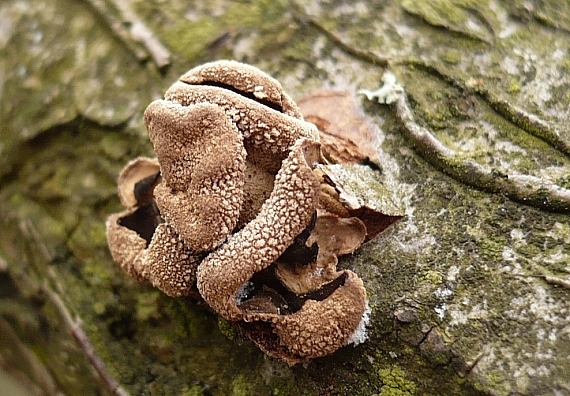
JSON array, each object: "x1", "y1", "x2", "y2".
[{"x1": 84, "y1": 0, "x2": 170, "y2": 69}]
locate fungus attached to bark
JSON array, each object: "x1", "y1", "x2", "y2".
[{"x1": 106, "y1": 60, "x2": 399, "y2": 364}]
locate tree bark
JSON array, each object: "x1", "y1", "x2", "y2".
[{"x1": 1, "y1": 0, "x2": 569, "y2": 395}]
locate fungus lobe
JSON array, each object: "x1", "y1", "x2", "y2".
[{"x1": 106, "y1": 60, "x2": 402, "y2": 364}]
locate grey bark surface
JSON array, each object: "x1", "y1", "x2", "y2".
[{"x1": 1, "y1": 0, "x2": 569, "y2": 395}]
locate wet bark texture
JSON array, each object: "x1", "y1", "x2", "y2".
[{"x1": 1, "y1": 0, "x2": 569, "y2": 395}]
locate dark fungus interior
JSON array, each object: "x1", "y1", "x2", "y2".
[
  {"x1": 235, "y1": 210, "x2": 367, "y2": 316},
  {"x1": 237, "y1": 264, "x2": 349, "y2": 315},
  {"x1": 117, "y1": 171, "x2": 164, "y2": 246},
  {"x1": 277, "y1": 211, "x2": 318, "y2": 264},
  {"x1": 235, "y1": 211, "x2": 349, "y2": 316},
  {"x1": 132, "y1": 171, "x2": 162, "y2": 206},
  {"x1": 118, "y1": 200, "x2": 164, "y2": 246}
]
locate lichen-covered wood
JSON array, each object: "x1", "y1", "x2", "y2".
[{"x1": 1, "y1": 0, "x2": 569, "y2": 395}]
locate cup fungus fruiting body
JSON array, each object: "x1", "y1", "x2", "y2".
[{"x1": 106, "y1": 60, "x2": 396, "y2": 364}]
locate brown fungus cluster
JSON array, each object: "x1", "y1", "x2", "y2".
[{"x1": 106, "y1": 61, "x2": 400, "y2": 364}]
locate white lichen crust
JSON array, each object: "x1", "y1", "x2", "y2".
[{"x1": 359, "y1": 71, "x2": 404, "y2": 105}]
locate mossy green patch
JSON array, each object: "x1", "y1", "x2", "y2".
[
  {"x1": 163, "y1": 18, "x2": 221, "y2": 61},
  {"x1": 375, "y1": 365, "x2": 416, "y2": 396},
  {"x1": 507, "y1": 77, "x2": 521, "y2": 93},
  {"x1": 135, "y1": 290, "x2": 161, "y2": 322},
  {"x1": 161, "y1": 297, "x2": 208, "y2": 339},
  {"x1": 82, "y1": 257, "x2": 115, "y2": 287},
  {"x1": 5, "y1": 192, "x2": 69, "y2": 249},
  {"x1": 423, "y1": 270, "x2": 444, "y2": 285},
  {"x1": 68, "y1": 219, "x2": 109, "y2": 261},
  {"x1": 231, "y1": 374, "x2": 255, "y2": 396},
  {"x1": 182, "y1": 384, "x2": 205, "y2": 396},
  {"x1": 476, "y1": 235, "x2": 506, "y2": 262},
  {"x1": 161, "y1": 0, "x2": 288, "y2": 61},
  {"x1": 479, "y1": 369, "x2": 512, "y2": 396},
  {"x1": 442, "y1": 49, "x2": 461, "y2": 64},
  {"x1": 217, "y1": 317, "x2": 237, "y2": 340}
]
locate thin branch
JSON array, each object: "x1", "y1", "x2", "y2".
[
  {"x1": 84, "y1": 0, "x2": 171, "y2": 69},
  {"x1": 43, "y1": 282, "x2": 130, "y2": 396},
  {"x1": 21, "y1": 219, "x2": 129, "y2": 395}
]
